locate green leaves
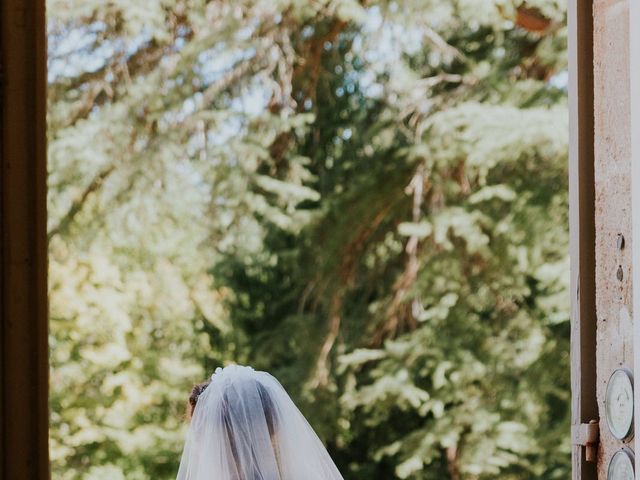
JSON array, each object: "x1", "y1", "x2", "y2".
[
  {"x1": 49, "y1": 0, "x2": 569, "y2": 478},
  {"x1": 398, "y1": 221, "x2": 433, "y2": 239}
]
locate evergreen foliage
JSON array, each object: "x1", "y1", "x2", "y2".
[{"x1": 48, "y1": 0, "x2": 569, "y2": 478}]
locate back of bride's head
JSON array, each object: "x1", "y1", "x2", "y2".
[{"x1": 176, "y1": 365, "x2": 343, "y2": 480}]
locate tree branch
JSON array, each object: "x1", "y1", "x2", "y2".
[{"x1": 47, "y1": 164, "x2": 116, "y2": 240}]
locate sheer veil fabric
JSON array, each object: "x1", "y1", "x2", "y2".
[{"x1": 176, "y1": 365, "x2": 344, "y2": 480}]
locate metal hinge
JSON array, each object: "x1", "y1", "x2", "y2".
[{"x1": 572, "y1": 420, "x2": 599, "y2": 462}]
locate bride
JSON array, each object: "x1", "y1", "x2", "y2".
[{"x1": 176, "y1": 364, "x2": 344, "y2": 480}]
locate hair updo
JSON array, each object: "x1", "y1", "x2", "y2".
[
  {"x1": 185, "y1": 371, "x2": 283, "y2": 478},
  {"x1": 187, "y1": 381, "x2": 210, "y2": 418},
  {"x1": 186, "y1": 377, "x2": 277, "y2": 437}
]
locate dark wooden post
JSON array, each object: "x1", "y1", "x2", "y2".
[
  {"x1": 568, "y1": 0, "x2": 597, "y2": 479},
  {"x1": 0, "y1": 0, "x2": 49, "y2": 479}
]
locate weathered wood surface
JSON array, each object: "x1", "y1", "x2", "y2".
[
  {"x1": 593, "y1": 0, "x2": 634, "y2": 475},
  {"x1": 631, "y1": 0, "x2": 640, "y2": 476}
]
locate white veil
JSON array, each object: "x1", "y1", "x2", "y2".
[{"x1": 176, "y1": 365, "x2": 344, "y2": 480}]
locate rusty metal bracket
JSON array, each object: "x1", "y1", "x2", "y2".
[{"x1": 572, "y1": 420, "x2": 599, "y2": 462}]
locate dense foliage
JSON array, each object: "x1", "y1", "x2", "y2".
[{"x1": 48, "y1": 0, "x2": 569, "y2": 478}]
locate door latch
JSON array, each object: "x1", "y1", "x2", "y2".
[{"x1": 572, "y1": 420, "x2": 599, "y2": 462}]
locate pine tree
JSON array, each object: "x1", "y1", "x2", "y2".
[{"x1": 215, "y1": 2, "x2": 569, "y2": 479}]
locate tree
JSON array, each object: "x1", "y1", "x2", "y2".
[
  {"x1": 215, "y1": 2, "x2": 569, "y2": 479},
  {"x1": 48, "y1": 0, "x2": 569, "y2": 478}
]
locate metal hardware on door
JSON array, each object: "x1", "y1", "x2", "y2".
[
  {"x1": 605, "y1": 368, "x2": 634, "y2": 441},
  {"x1": 571, "y1": 420, "x2": 599, "y2": 462}
]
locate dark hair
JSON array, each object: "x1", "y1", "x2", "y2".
[
  {"x1": 187, "y1": 378, "x2": 281, "y2": 479},
  {"x1": 187, "y1": 379, "x2": 277, "y2": 436},
  {"x1": 187, "y1": 381, "x2": 210, "y2": 418}
]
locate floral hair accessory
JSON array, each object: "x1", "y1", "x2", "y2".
[{"x1": 210, "y1": 366, "x2": 223, "y2": 381}]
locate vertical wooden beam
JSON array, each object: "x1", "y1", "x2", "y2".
[
  {"x1": 631, "y1": 0, "x2": 640, "y2": 476},
  {"x1": 0, "y1": 0, "x2": 49, "y2": 479},
  {"x1": 568, "y1": 0, "x2": 597, "y2": 478}
]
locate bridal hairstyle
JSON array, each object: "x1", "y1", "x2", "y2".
[{"x1": 176, "y1": 365, "x2": 344, "y2": 480}]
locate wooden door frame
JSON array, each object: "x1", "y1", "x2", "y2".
[
  {"x1": 0, "y1": 0, "x2": 608, "y2": 479},
  {"x1": 568, "y1": 0, "x2": 597, "y2": 479},
  {"x1": 0, "y1": 0, "x2": 49, "y2": 479}
]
